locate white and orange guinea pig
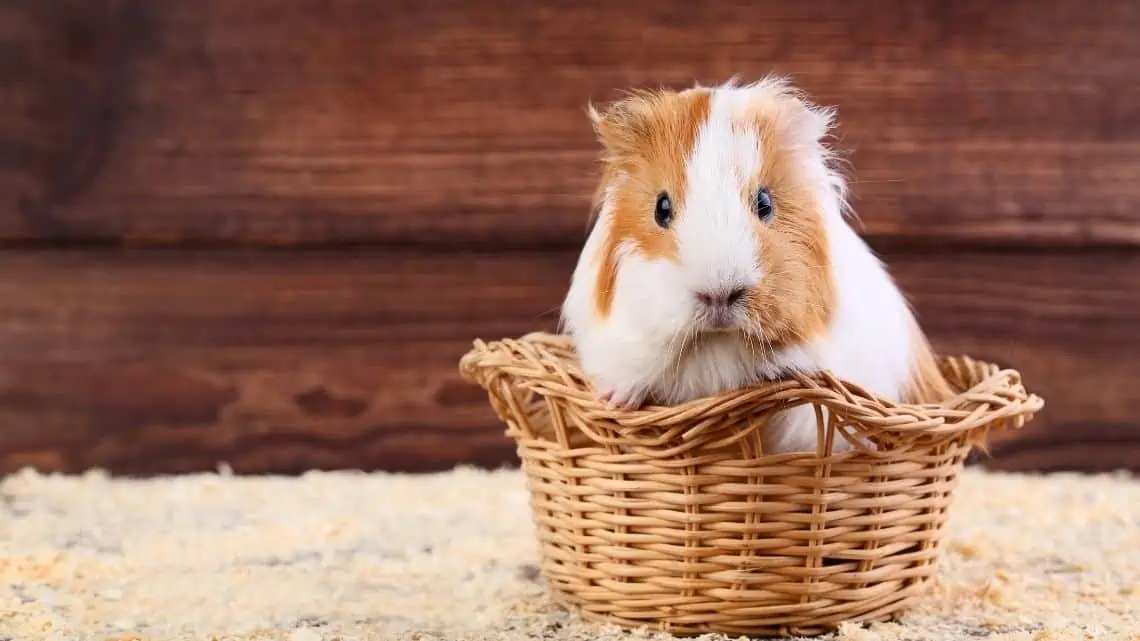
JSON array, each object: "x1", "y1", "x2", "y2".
[{"x1": 559, "y1": 76, "x2": 954, "y2": 454}]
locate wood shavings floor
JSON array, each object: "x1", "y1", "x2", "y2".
[{"x1": 0, "y1": 466, "x2": 1137, "y2": 641}]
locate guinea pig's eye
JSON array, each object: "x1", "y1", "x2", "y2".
[
  {"x1": 754, "y1": 187, "x2": 774, "y2": 222},
  {"x1": 654, "y1": 192, "x2": 673, "y2": 228}
]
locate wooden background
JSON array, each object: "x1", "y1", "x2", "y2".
[{"x1": 1, "y1": 0, "x2": 1138, "y2": 476}]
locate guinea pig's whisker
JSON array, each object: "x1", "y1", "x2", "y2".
[
  {"x1": 537, "y1": 303, "x2": 564, "y2": 318},
  {"x1": 756, "y1": 326, "x2": 776, "y2": 360},
  {"x1": 746, "y1": 331, "x2": 769, "y2": 360},
  {"x1": 664, "y1": 332, "x2": 681, "y2": 368},
  {"x1": 662, "y1": 328, "x2": 685, "y2": 373},
  {"x1": 673, "y1": 326, "x2": 697, "y2": 372},
  {"x1": 672, "y1": 335, "x2": 688, "y2": 372},
  {"x1": 663, "y1": 332, "x2": 689, "y2": 382}
]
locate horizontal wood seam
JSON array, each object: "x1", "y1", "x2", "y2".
[{"x1": 2, "y1": 237, "x2": 1138, "y2": 254}]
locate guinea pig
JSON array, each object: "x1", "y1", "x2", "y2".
[{"x1": 559, "y1": 76, "x2": 955, "y2": 455}]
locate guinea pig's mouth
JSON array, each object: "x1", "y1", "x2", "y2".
[{"x1": 694, "y1": 309, "x2": 744, "y2": 333}]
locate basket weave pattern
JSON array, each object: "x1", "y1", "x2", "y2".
[{"x1": 459, "y1": 332, "x2": 1043, "y2": 637}]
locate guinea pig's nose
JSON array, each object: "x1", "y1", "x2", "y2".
[{"x1": 695, "y1": 287, "x2": 747, "y2": 308}]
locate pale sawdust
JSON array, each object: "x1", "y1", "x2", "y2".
[{"x1": 0, "y1": 466, "x2": 1137, "y2": 641}]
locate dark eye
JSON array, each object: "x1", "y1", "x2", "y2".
[
  {"x1": 654, "y1": 192, "x2": 673, "y2": 228},
  {"x1": 754, "y1": 187, "x2": 774, "y2": 221}
]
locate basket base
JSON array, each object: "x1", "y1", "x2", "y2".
[{"x1": 545, "y1": 577, "x2": 928, "y2": 638}]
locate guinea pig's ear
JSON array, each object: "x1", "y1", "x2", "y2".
[
  {"x1": 779, "y1": 89, "x2": 837, "y2": 146},
  {"x1": 745, "y1": 76, "x2": 837, "y2": 146},
  {"x1": 586, "y1": 91, "x2": 657, "y2": 158},
  {"x1": 586, "y1": 100, "x2": 608, "y2": 133},
  {"x1": 787, "y1": 99, "x2": 837, "y2": 147}
]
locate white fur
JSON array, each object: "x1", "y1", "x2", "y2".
[{"x1": 561, "y1": 78, "x2": 922, "y2": 455}]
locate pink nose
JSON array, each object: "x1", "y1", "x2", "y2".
[{"x1": 695, "y1": 287, "x2": 747, "y2": 308}]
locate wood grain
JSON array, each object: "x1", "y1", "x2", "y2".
[
  {"x1": 0, "y1": 249, "x2": 563, "y2": 474},
  {"x1": 0, "y1": 247, "x2": 1136, "y2": 475},
  {"x1": 3, "y1": 0, "x2": 1138, "y2": 249}
]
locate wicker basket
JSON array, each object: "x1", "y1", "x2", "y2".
[{"x1": 458, "y1": 332, "x2": 1043, "y2": 637}]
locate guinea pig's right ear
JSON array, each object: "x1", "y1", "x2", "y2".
[
  {"x1": 586, "y1": 100, "x2": 607, "y2": 132},
  {"x1": 586, "y1": 100, "x2": 624, "y2": 156},
  {"x1": 586, "y1": 93, "x2": 653, "y2": 159}
]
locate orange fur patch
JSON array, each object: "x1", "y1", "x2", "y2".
[
  {"x1": 739, "y1": 93, "x2": 836, "y2": 349},
  {"x1": 589, "y1": 88, "x2": 711, "y2": 318}
]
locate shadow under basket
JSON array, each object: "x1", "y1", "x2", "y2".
[{"x1": 458, "y1": 332, "x2": 1044, "y2": 638}]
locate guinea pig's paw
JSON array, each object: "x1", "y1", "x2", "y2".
[{"x1": 597, "y1": 386, "x2": 647, "y2": 412}]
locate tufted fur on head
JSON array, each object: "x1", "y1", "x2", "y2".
[{"x1": 561, "y1": 77, "x2": 952, "y2": 453}]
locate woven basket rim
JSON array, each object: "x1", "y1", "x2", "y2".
[{"x1": 459, "y1": 331, "x2": 1044, "y2": 450}]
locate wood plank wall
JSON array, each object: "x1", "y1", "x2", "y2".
[{"x1": 1, "y1": 0, "x2": 1138, "y2": 475}]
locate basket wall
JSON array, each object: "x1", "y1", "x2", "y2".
[
  {"x1": 461, "y1": 333, "x2": 1042, "y2": 637},
  {"x1": 506, "y1": 393, "x2": 970, "y2": 637}
]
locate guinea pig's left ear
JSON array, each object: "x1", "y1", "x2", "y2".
[
  {"x1": 793, "y1": 100, "x2": 838, "y2": 145},
  {"x1": 748, "y1": 76, "x2": 837, "y2": 146},
  {"x1": 778, "y1": 92, "x2": 838, "y2": 148}
]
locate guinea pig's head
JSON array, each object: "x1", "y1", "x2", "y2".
[{"x1": 586, "y1": 77, "x2": 847, "y2": 351}]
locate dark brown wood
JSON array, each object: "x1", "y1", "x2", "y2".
[
  {"x1": 971, "y1": 423, "x2": 1140, "y2": 474},
  {"x1": 0, "y1": 249, "x2": 568, "y2": 475},
  {"x1": 0, "y1": 247, "x2": 1136, "y2": 475},
  {"x1": 3, "y1": 0, "x2": 1138, "y2": 249}
]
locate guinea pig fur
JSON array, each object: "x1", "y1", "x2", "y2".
[{"x1": 559, "y1": 76, "x2": 954, "y2": 455}]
